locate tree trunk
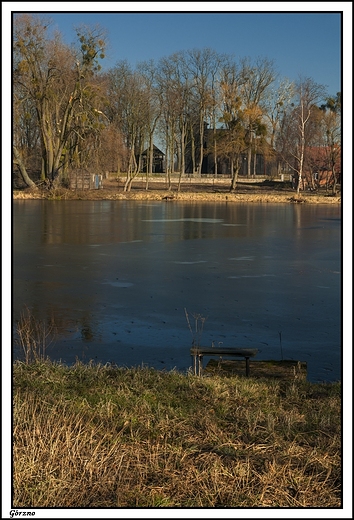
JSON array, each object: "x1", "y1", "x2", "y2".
[
  {"x1": 197, "y1": 118, "x2": 204, "y2": 177},
  {"x1": 147, "y1": 134, "x2": 154, "y2": 190},
  {"x1": 180, "y1": 123, "x2": 186, "y2": 180},
  {"x1": 230, "y1": 155, "x2": 239, "y2": 191},
  {"x1": 124, "y1": 176, "x2": 132, "y2": 192},
  {"x1": 214, "y1": 137, "x2": 218, "y2": 176},
  {"x1": 165, "y1": 144, "x2": 171, "y2": 189},
  {"x1": 331, "y1": 167, "x2": 337, "y2": 196},
  {"x1": 191, "y1": 134, "x2": 196, "y2": 175},
  {"x1": 297, "y1": 136, "x2": 305, "y2": 196},
  {"x1": 247, "y1": 145, "x2": 252, "y2": 179},
  {"x1": 13, "y1": 146, "x2": 36, "y2": 188}
]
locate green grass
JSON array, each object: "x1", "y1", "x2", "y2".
[{"x1": 13, "y1": 359, "x2": 341, "y2": 508}]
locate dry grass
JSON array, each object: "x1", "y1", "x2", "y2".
[{"x1": 13, "y1": 360, "x2": 341, "y2": 508}]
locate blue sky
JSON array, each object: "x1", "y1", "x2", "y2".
[{"x1": 16, "y1": 9, "x2": 343, "y2": 97}]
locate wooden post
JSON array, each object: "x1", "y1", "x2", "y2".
[{"x1": 245, "y1": 357, "x2": 250, "y2": 377}]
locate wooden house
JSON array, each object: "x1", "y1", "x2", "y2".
[{"x1": 138, "y1": 145, "x2": 165, "y2": 173}]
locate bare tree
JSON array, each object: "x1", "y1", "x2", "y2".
[
  {"x1": 186, "y1": 48, "x2": 224, "y2": 176},
  {"x1": 238, "y1": 57, "x2": 276, "y2": 178},
  {"x1": 218, "y1": 61, "x2": 248, "y2": 190},
  {"x1": 157, "y1": 52, "x2": 194, "y2": 189},
  {"x1": 95, "y1": 124, "x2": 128, "y2": 176},
  {"x1": 106, "y1": 62, "x2": 151, "y2": 191},
  {"x1": 262, "y1": 78, "x2": 295, "y2": 151},
  {"x1": 279, "y1": 77, "x2": 326, "y2": 195},
  {"x1": 13, "y1": 15, "x2": 107, "y2": 185},
  {"x1": 137, "y1": 60, "x2": 162, "y2": 189},
  {"x1": 320, "y1": 93, "x2": 341, "y2": 195},
  {"x1": 156, "y1": 57, "x2": 179, "y2": 185}
]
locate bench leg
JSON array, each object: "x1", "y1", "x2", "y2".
[
  {"x1": 193, "y1": 355, "x2": 199, "y2": 376},
  {"x1": 245, "y1": 357, "x2": 250, "y2": 377},
  {"x1": 192, "y1": 355, "x2": 196, "y2": 375},
  {"x1": 198, "y1": 355, "x2": 203, "y2": 376}
]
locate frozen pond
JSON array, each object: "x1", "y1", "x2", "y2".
[{"x1": 13, "y1": 200, "x2": 341, "y2": 382}]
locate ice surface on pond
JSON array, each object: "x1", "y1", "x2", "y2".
[{"x1": 13, "y1": 201, "x2": 342, "y2": 383}]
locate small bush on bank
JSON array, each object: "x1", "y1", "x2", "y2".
[{"x1": 13, "y1": 360, "x2": 341, "y2": 508}]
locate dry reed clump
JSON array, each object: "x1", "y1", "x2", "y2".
[
  {"x1": 13, "y1": 361, "x2": 341, "y2": 508},
  {"x1": 14, "y1": 305, "x2": 56, "y2": 364}
]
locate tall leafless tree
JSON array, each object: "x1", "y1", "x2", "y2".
[
  {"x1": 278, "y1": 77, "x2": 326, "y2": 195},
  {"x1": 238, "y1": 57, "x2": 276, "y2": 178},
  {"x1": 319, "y1": 93, "x2": 341, "y2": 195}
]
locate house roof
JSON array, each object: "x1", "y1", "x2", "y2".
[{"x1": 141, "y1": 145, "x2": 165, "y2": 156}]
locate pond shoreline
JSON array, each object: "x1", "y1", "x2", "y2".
[{"x1": 13, "y1": 187, "x2": 341, "y2": 204}]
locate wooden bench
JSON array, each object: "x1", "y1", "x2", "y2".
[{"x1": 190, "y1": 347, "x2": 259, "y2": 377}]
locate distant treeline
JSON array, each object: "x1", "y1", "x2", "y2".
[{"x1": 13, "y1": 14, "x2": 341, "y2": 194}]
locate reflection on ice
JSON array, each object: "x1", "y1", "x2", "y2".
[
  {"x1": 142, "y1": 218, "x2": 223, "y2": 223},
  {"x1": 102, "y1": 281, "x2": 133, "y2": 288},
  {"x1": 173, "y1": 260, "x2": 207, "y2": 265},
  {"x1": 229, "y1": 256, "x2": 255, "y2": 261},
  {"x1": 121, "y1": 240, "x2": 143, "y2": 243},
  {"x1": 229, "y1": 274, "x2": 276, "y2": 279}
]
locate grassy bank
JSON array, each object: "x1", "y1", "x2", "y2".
[
  {"x1": 12, "y1": 177, "x2": 341, "y2": 204},
  {"x1": 13, "y1": 360, "x2": 341, "y2": 508}
]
